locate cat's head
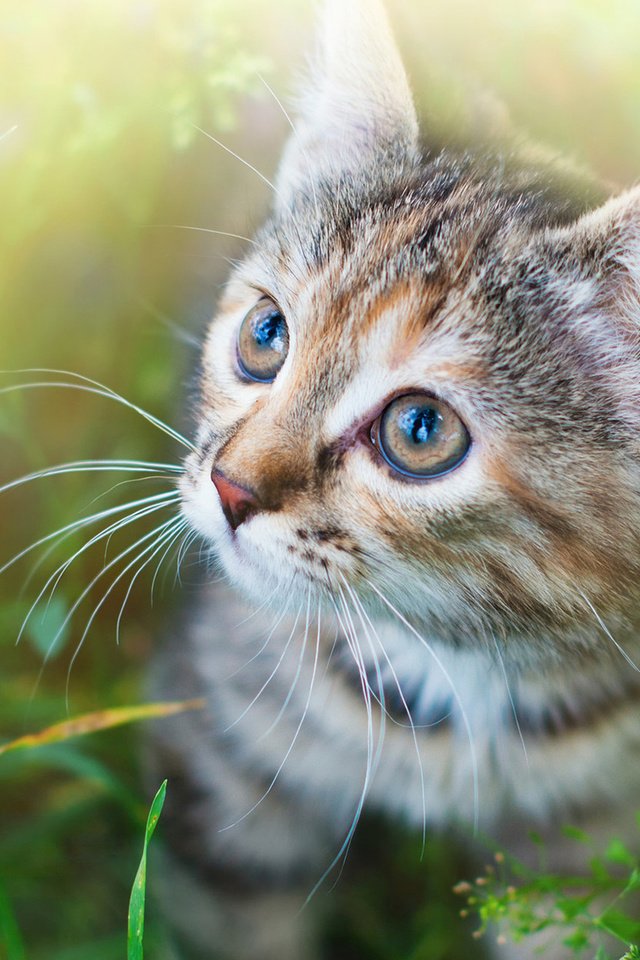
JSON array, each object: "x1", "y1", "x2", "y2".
[{"x1": 181, "y1": 0, "x2": 640, "y2": 666}]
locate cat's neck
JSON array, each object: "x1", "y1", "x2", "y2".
[{"x1": 334, "y1": 615, "x2": 640, "y2": 740}]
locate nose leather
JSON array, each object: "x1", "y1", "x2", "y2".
[{"x1": 211, "y1": 470, "x2": 260, "y2": 530}]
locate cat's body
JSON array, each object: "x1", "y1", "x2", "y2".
[
  {"x1": 150, "y1": 584, "x2": 640, "y2": 959},
  {"x1": 148, "y1": 1, "x2": 640, "y2": 957}
]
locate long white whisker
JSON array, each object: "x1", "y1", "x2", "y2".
[
  {"x1": 219, "y1": 591, "x2": 321, "y2": 834},
  {"x1": 18, "y1": 482, "x2": 178, "y2": 593},
  {"x1": 0, "y1": 459, "x2": 182, "y2": 497},
  {"x1": 365, "y1": 578, "x2": 480, "y2": 832},
  {"x1": 578, "y1": 589, "x2": 640, "y2": 673},
  {"x1": 346, "y1": 579, "x2": 427, "y2": 853},
  {"x1": 42, "y1": 514, "x2": 181, "y2": 670},
  {"x1": 64, "y1": 516, "x2": 185, "y2": 708},
  {"x1": 1, "y1": 368, "x2": 195, "y2": 451},
  {"x1": 168, "y1": 224, "x2": 258, "y2": 246},
  {"x1": 27, "y1": 512, "x2": 180, "y2": 705},
  {"x1": 492, "y1": 632, "x2": 529, "y2": 766},
  {"x1": 258, "y1": 588, "x2": 312, "y2": 741},
  {"x1": 224, "y1": 603, "x2": 290, "y2": 682},
  {"x1": 224, "y1": 603, "x2": 303, "y2": 732},
  {"x1": 149, "y1": 518, "x2": 190, "y2": 604},
  {"x1": 235, "y1": 583, "x2": 281, "y2": 631},
  {"x1": 175, "y1": 529, "x2": 200, "y2": 586},
  {"x1": 0, "y1": 490, "x2": 180, "y2": 577},
  {"x1": 16, "y1": 498, "x2": 180, "y2": 647},
  {"x1": 339, "y1": 577, "x2": 386, "y2": 780},
  {"x1": 257, "y1": 73, "x2": 320, "y2": 224},
  {"x1": 305, "y1": 583, "x2": 375, "y2": 900},
  {"x1": 117, "y1": 518, "x2": 189, "y2": 645},
  {"x1": 192, "y1": 124, "x2": 279, "y2": 197}
]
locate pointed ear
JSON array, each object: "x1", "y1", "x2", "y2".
[
  {"x1": 276, "y1": 0, "x2": 419, "y2": 208},
  {"x1": 556, "y1": 187, "x2": 640, "y2": 311}
]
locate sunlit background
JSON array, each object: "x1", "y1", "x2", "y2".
[{"x1": 1, "y1": 1, "x2": 639, "y2": 957}]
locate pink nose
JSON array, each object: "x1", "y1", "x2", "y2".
[{"x1": 211, "y1": 470, "x2": 260, "y2": 530}]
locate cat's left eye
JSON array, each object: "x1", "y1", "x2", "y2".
[
  {"x1": 371, "y1": 393, "x2": 471, "y2": 479},
  {"x1": 236, "y1": 298, "x2": 289, "y2": 383}
]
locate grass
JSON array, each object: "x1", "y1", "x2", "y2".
[
  {"x1": 128, "y1": 780, "x2": 167, "y2": 960},
  {"x1": 1, "y1": 1, "x2": 640, "y2": 958}
]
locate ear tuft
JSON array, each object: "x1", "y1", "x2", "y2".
[{"x1": 276, "y1": 0, "x2": 419, "y2": 208}]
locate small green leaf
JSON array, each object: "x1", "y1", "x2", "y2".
[
  {"x1": 127, "y1": 780, "x2": 167, "y2": 960},
  {"x1": 623, "y1": 869, "x2": 640, "y2": 895},
  {"x1": 606, "y1": 839, "x2": 636, "y2": 868},
  {"x1": 562, "y1": 928, "x2": 588, "y2": 950},
  {"x1": 562, "y1": 825, "x2": 591, "y2": 844},
  {"x1": 596, "y1": 910, "x2": 640, "y2": 944},
  {"x1": 590, "y1": 857, "x2": 613, "y2": 884}
]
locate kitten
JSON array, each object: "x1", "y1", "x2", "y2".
[{"x1": 148, "y1": 1, "x2": 640, "y2": 957}]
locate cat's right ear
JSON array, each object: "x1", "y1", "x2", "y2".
[{"x1": 275, "y1": 0, "x2": 419, "y2": 210}]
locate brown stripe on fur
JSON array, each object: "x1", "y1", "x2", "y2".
[{"x1": 486, "y1": 457, "x2": 632, "y2": 595}]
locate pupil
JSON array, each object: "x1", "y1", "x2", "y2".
[
  {"x1": 254, "y1": 312, "x2": 282, "y2": 348},
  {"x1": 400, "y1": 406, "x2": 437, "y2": 445}
]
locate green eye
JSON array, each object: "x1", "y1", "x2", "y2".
[
  {"x1": 372, "y1": 393, "x2": 470, "y2": 479},
  {"x1": 236, "y1": 298, "x2": 289, "y2": 383}
]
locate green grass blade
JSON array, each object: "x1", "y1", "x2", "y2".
[
  {"x1": 0, "y1": 880, "x2": 26, "y2": 960},
  {"x1": 127, "y1": 780, "x2": 167, "y2": 960}
]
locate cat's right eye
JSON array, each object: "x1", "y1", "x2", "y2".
[
  {"x1": 236, "y1": 298, "x2": 289, "y2": 383},
  {"x1": 371, "y1": 393, "x2": 471, "y2": 479}
]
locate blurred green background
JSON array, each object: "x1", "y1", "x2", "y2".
[{"x1": 1, "y1": 1, "x2": 639, "y2": 957}]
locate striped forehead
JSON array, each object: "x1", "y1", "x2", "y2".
[{"x1": 279, "y1": 270, "x2": 474, "y2": 442}]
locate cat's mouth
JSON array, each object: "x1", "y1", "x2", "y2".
[{"x1": 180, "y1": 466, "x2": 358, "y2": 599}]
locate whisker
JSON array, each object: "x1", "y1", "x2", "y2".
[
  {"x1": 16, "y1": 498, "x2": 180, "y2": 648},
  {"x1": 224, "y1": 603, "x2": 303, "y2": 732},
  {"x1": 224, "y1": 603, "x2": 290, "y2": 682},
  {"x1": 64, "y1": 515, "x2": 185, "y2": 708},
  {"x1": 0, "y1": 124, "x2": 18, "y2": 141},
  {"x1": 219, "y1": 590, "x2": 321, "y2": 834},
  {"x1": 168, "y1": 224, "x2": 258, "y2": 246},
  {"x1": 0, "y1": 490, "x2": 180, "y2": 577},
  {"x1": 43, "y1": 513, "x2": 182, "y2": 665},
  {"x1": 27, "y1": 512, "x2": 181, "y2": 707},
  {"x1": 492, "y1": 632, "x2": 529, "y2": 766},
  {"x1": 257, "y1": 73, "x2": 321, "y2": 226},
  {"x1": 192, "y1": 124, "x2": 279, "y2": 197},
  {"x1": 0, "y1": 459, "x2": 182, "y2": 497},
  {"x1": 20, "y1": 482, "x2": 175, "y2": 595},
  {"x1": 578, "y1": 589, "x2": 640, "y2": 673},
  {"x1": 365, "y1": 577, "x2": 480, "y2": 832},
  {"x1": 149, "y1": 518, "x2": 190, "y2": 606},
  {"x1": 235, "y1": 583, "x2": 282, "y2": 631},
  {"x1": 345, "y1": 579, "x2": 427, "y2": 853},
  {"x1": 174, "y1": 528, "x2": 201, "y2": 587},
  {"x1": 305, "y1": 581, "x2": 375, "y2": 900},
  {"x1": 258, "y1": 588, "x2": 312, "y2": 741},
  {"x1": 117, "y1": 518, "x2": 189, "y2": 645},
  {"x1": 1, "y1": 368, "x2": 196, "y2": 451}
]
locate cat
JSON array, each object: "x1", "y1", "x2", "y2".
[{"x1": 146, "y1": 1, "x2": 640, "y2": 957}]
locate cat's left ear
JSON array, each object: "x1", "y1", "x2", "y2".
[
  {"x1": 276, "y1": 0, "x2": 419, "y2": 209},
  {"x1": 550, "y1": 187, "x2": 640, "y2": 314}
]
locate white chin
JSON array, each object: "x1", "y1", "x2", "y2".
[{"x1": 180, "y1": 489, "x2": 309, "y2": 608}]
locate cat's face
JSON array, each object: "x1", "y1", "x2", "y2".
[{"x1": 181, "y1": 0, "x2": 640, "y2": 665}]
